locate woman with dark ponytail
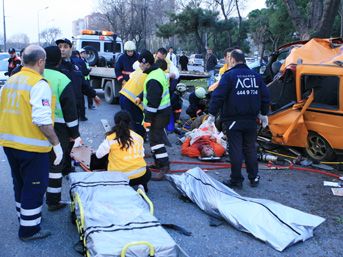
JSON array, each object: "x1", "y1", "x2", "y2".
[{"x1": 94, "y1": 110, "x2": 151, "y2": 191}]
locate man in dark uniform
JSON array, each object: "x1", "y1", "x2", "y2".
[
  {"x1": 179, "y1": 52, "x2": 188, "y2": 71},
  {"x1": 208, "y1": 49, "x2": 270, "y2": 189},
  {"x1": 56, "y1": 38, "x2": 101, "y2": 121},
  {"x1": 6, "y1": 48, "x2": 21, "y2": 76},
  {"x1": 205, "y1": 48, "x2": 217, "y2": 87},
  {"x1": 115, "y1": 40, "x2": 138, "y2": 86},
  {"x1": 56, "y1": 38, "x2": 100, "y2": 174},
  {"x1": 43, "y1": 46, "x2": 82, "y2": 211}
]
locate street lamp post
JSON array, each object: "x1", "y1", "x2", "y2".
[
  {"x1": 2, "y1": 0, "x2": 6, "y2": 51},
  {"x1": 37, "y1": 6, "x2": 48, "y2": 45}
]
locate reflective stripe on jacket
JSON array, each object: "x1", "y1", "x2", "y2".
[
  {"x1": 143, "y1": 68, "x2": 171, "y2": 113},
  {"x1": 119, "y1": 69, "x2": 147, "y2": 110}
]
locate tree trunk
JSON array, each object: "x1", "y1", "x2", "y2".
[
  {"x1": 315, "y1": 0, "x2": 341, "y2": 37},
  {"x1": 283, "y1": 0, "x2": 340, "y2": 39},
  {"x1": 235, "y1": 0, "x2": 242, "y2": 45}
]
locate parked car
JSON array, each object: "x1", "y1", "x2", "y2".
[
  {"x1": 0, "y1": 58, "x2": 8, "y2": 87},
  {"x1": 189, "y1": 54, "x2": 204, "y2": 66},
  {"x1": 266, "y1": 38, "x2": 343, "y2": 161}
]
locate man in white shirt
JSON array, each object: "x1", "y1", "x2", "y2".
[
  {"x1": 0, "y1": 45, "x2": 63, "y2": 241},
  {"x1": 166, "y1": 47, "x2": 177, "y2": 67}
]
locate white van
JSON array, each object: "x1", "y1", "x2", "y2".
[{"x1": 72, "y1": 30, "x2": 123, "y2": 67}]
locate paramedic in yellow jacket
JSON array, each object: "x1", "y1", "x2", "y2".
[
  {"x1": 0, "y1": 45, "x2": 63, "y2": 241},
  {"x1": 119, "y1": 65, "x2": 147, "y2": 138},
  {"x1": 208, "y1": 48, "x2": 233, "y2": 92},
  {"x1": 94, "y1": 111, "x2": 151, "y2": 192}
]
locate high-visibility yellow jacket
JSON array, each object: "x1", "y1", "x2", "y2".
[
  {"x1": 219, "y1": 63, "x2": 229, "y2": 75},
  {"x1": 119, "y1": 69, "x2": 147, "y2": 110},
  {"x1": 106, "y1": 130, "x2": 146, "y2": 179},
  {"x1": 208, "y1": 63, "x2": 230, "y2": 92},
  {"x1": 0, "y1": 67, "x2": 54, "y2": 153}
]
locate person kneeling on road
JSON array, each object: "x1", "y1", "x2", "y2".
[
  {"x1": 208, "y1": 49, "x2": 270, "y2": 189},
  {"x1": 186, "y1": 87, "x2": 208, "y2": 118},
  {"x1": 92, "y1": 111, "x2": 151, "y2": 192}
]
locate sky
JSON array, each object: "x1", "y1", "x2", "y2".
[{"x1": 1, "y1": 0, "x2": 265, "y2": 43}]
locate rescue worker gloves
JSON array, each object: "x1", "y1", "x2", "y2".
[
  {"x1": 258, "y1": 114, "x2": 269, "y2": 128},
  {"x1": 207, "y1": 114, "x2": 215, "y2": 123},
  {"x1": 53, "y1": 143, "x2": 63, "y2": 166},
  {"x1": 73, "y1": 137, "x2": 83, "y2": 148}
]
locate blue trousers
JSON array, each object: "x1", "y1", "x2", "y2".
[
  {"x1": 119, "y1": 94, "x2": 145, "y2": 139},
  {"x1": 4, "y1": 147, "x2": 49, "y2": 238},
  {"x1": 207, "y1": 70, "x2": 215, "y2": 87},
  {"x1": 226, "y1": 120, "x2": 258, "y2": 183}
]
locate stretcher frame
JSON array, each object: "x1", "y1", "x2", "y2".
[
  {"x1": 69, "y1": 173, "x2": 188, "y2": 257},
  {"x1": 70, "y1": 186, "x2": 156, "y2": 257}
]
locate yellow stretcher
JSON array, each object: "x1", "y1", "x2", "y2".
[{"x1": 69, "y1": 171, "x2": 188, "y2": 257}]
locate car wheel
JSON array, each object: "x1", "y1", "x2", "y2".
[
  {"x1": 305, "y1": 132, "x2": 335, "y2": 161},
  {"x1": 104, "y1": 81, "x2": 115, "y2": 104}
]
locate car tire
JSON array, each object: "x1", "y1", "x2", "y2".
[
  {"x1": 83, "y1": 46, "x2": 98, "y2": 66},
  {"x1": 305, "y1": 132, "x2": 335, "y2": 161},
  {"x1": 104, "y1": 81, "x2": 115, "y2": 104}
]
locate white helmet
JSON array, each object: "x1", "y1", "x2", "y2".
[
  {"x1": 195, "y1": 87, "x2": 207, "y2": 99},
  {"x1": 176, "y1": 83, "x2": 187, "y2": 93},
  {"x1": 124, "y1": 41, "x2": 136, "y2": 51}
]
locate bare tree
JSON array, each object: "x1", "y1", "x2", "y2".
[
  {"x1": 7, "y1": 33, "x2": 30, "y2": 50},
  {"x1": 212, "y1": 0, "x2": 235, "y2": 20},
  {"x1": 283, "y1": 0, "x2": 340, "y2": 39},
  {"x1": 40, "y1": 27, "x2": 61, "y2": 46},
  {"x1": 176, "y1": 0, "x2": 202, "y2": 9},
  {"x1": 98, "y1": 0, "x2": 175, "y2": 50}
]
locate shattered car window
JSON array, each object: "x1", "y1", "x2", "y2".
[{"x1": 301, "y1": 75, "x2": 339, "y2": 109}]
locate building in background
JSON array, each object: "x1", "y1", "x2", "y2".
[{"x1": 72, "y1": 12, "x2": 111, "y2": 36}]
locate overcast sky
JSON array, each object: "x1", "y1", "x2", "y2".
[{"x1": 1, "y1": 0, "x2": 265, "y2": 43}]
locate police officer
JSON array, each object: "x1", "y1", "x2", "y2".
[
  {"x1": 115, "y1": 40, "x2": 138, "y2": 86},
  {"x1": 79, "y1": 48, "x2": 95, "y2": 109},
  {"x1": 6, "y1": 48, "x2": 21, "y2": 76},
  {"x1": 0, "y1": 45, "x2": 63, "y2": 240},
  {"x1": 56, "y1": 38, "x2": 101, "y2": 122},
  {"x1": 43, "y1": 46, "x2": 82, "y2": 211},
  {"x1": 208, "y1": 49, "x2": 270, "y2": 189},
  {"x1": 56, "y1": 38, "x2": 100, "y2": 175},
  {"x1": 139, "y1": 50, "x2": 171, "y2": 180}
]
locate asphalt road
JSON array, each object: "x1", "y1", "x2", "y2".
[{"x1": 0, "y1": 93, "x2": 342, "y2": 257}]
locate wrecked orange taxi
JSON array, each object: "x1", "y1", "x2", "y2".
[{"x1": 266, "y1": 38, "x2": 343, "y2": 161}]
